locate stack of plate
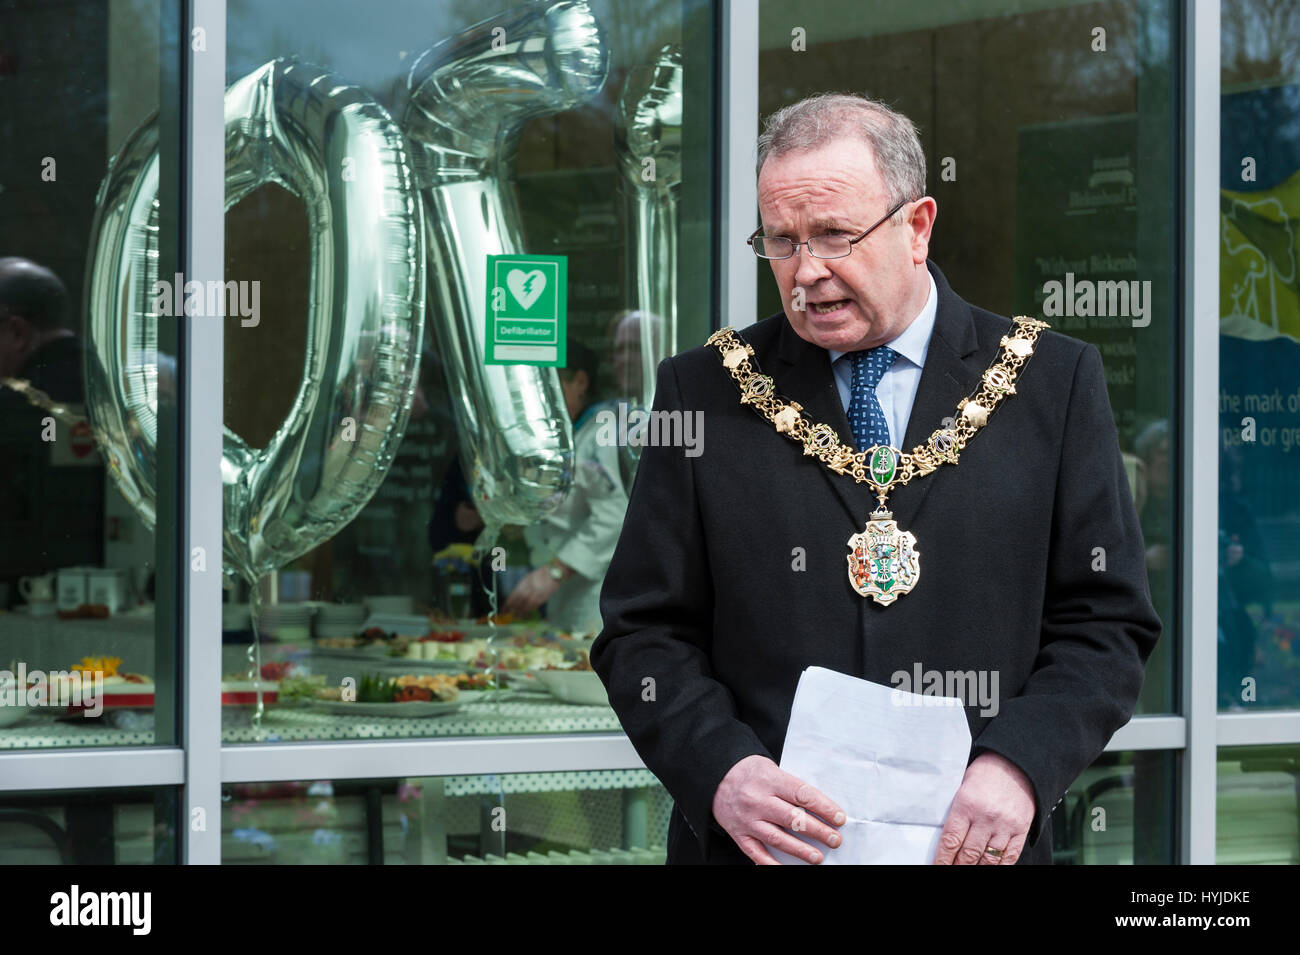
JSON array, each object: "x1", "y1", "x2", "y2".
[
  {"x1": 314, "y1": 603, "x2": 367, "y2": 640},
  {"x1": 258, "y1": 603, "x2": 315, "y2": 642}
]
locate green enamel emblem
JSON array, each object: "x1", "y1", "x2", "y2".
[{"x1": 869, "y1": 446, "x2": 897, "y2": 486}]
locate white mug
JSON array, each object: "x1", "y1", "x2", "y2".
[
  {"x1": 57, "y1": 568, "x2": 89, "y2": 611},
  {"x1": 18, "y1": 573, "x2": 56, "y2": 604},
  {"x1": 86, "y1": 568, "x2": 130, "y2": 613}
]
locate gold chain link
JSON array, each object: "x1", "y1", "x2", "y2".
[{"x1": 706, "y1": 316, "x2": 1049, "y2": 505}]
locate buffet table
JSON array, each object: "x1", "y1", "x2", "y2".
[
  {"x1": 0, "y1": 611, "x2": 668, "y2": 860},
  {"x1": 0, "y1": 696, "x2": 627, "y2": 747}
]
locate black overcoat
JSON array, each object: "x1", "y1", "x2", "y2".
[{"x1": 591, "y1": 260, "x2": 1162, "y2": 865}]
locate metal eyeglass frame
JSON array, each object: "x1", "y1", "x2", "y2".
[{"x1": 747, "y1": 198, "x2": 911, "y2": 260}]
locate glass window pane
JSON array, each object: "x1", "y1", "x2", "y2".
[
  {"x1": 1218, "y1": 0, "x2": 1300, "y2": 712},
  {"x1": 1053, "y1": 748, "x2": 1178, "y2": 865},
  {"x1": 216, "y1": 0, "x2": 714, "y2": 743},
  {"x1": 1216, "y1": 744, "x2": 1300, "y2": 864},
  {"x1": 0, "y1": 0, "x2": 181, "y2": 749},
  {"x1": 757, "y1": 0, "x2": 1180, "y2": 714},
  {"x1": 221, "y1": 772, "x2": 669, "y2": 864},
  {"x1": 0, "y1": 786, "x2": 179, "y2": 864}
]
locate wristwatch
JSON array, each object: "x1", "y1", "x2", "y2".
[{"x1": 547, "y1": 560, "x2": 567, "y2": 581}]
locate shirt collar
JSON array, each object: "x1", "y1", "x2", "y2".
[{"x1": 828, "y1": 270, "x2": 938, "y2": 370}]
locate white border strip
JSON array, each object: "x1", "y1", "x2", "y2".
[
  {"x1": 1217, "y1": 712, "x2": 1300, "y2": 748},
  {"x1": 0, "y1": 748, "x2": 185, "y2": 793},
  {"x1": 1182, "y1": 0, "x2": 1220, "y2": 866},
  {"x1": 717, "y1": 0, "x2": 758, "y2": 329},
  {"x1": 221, "y1": 734, "x2": 646, "y2": 783},
  {"x1": 183, "y1": 0, "x2": 226, "y2": 865},
  {"x1": 1106, "y1": 716, "x2": 1186, "y2": 751}
]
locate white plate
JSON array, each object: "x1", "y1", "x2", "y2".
[
  {"x1": 532, "y1": 669, "x2": 608, "y2": 705},
  {"x1": 456, "y1": 689, "x2": 516, "y2": 704},
  {"x1": 311, "y1": 699, "x2": 461, "y2": 718},
  {"x1": 495, "y1": 668, "x2": 544, "y2": 689}
]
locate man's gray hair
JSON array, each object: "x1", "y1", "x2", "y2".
[{"x1": 755, "y1": 93, "x2": 926, "y2": 214}]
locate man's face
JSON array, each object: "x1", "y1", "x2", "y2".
[
  {"x1": 612, "y1": 316, "x2": 642, "y2": 396},
  {"x1": 0, "y1": 312, "x2": 32, "y2": 378},
  {"x1": 757, "y1": 137, "x2": 935, "y2": 353}
]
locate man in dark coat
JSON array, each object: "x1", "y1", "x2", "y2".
[
  {"x1": 591, "y1": 94, "x2": 1160, "y2": 865},
  {"x1": 0, "y1": 257, "x2": 105, "y2": 592}
]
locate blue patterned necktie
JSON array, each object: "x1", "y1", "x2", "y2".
[{"x1": 846, "y1": 346, "x2": 899, "y2": 450}]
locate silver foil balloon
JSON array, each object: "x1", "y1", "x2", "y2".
[
  {"x1": 400, "y1": 0, "x2": 608, "y2": 555},
  {"x1": 83, "y1": 119, "x2": 162, "y2": 526},
  {"x1": 84, "y1": 59, "x2": 426, "y2": 583},
  {"x1": 615, "y1": 43, "x2": 682, "y2": 478}
]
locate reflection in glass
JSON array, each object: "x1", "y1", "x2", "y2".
[
  {"x1": 0, "y1": 0, "x2": 178, "y2": 750},
  {"x1": 0, "y1": 787, "x2": 178, "y2": 865},
  {"x1": 220, "y1": 0, "x2": 714, "y2": 742},
  {"x1": 1216, "y1": 745, "x2": 1300, "y2": 864},
  {"x1": 1052, "y1": 749, "x2": 1177, "y2": 865},
  {"x1": 1219, "y1": 0, "x2": 1300, "y2": 712},
  {"x1": 222, "y1": 773, "x2": 669, "y2": 864}
]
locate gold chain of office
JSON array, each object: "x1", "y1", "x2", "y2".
[
  {"x1": 706, "y1": 315, "x2": 1049, "y2": 607},
  {"x1": 706, "y1": 316, "x2": 1049, "y2": 510}
]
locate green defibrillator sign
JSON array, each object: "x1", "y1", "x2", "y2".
[{"x1": 485, "y1": 254, "x2": 567, "y2": 366}]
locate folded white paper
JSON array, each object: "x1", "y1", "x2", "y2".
[{"x1": 771, "y1": 666, "x2": 971, "y2": 865}]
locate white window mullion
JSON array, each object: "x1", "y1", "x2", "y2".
[
  {"x1": 182, "y1": 0, "x2": 226, "y2": 866},
  {"x1": 1181, "y1": 0, "x2": 1221, "y2": 867}
]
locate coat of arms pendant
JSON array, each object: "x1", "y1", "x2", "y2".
[{"x1": 847, "y1": 511, "x2": 920, "y2": 606}]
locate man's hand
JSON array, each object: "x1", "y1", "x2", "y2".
[
  {"x1": 502, "y1": 566, "x2": 561, "y2": 616},
  {"x1": 932, "y1": 751, "x2": 1035, "y2": 865},
  {"x1": 712, "y1": 754, "x2": 845, "y2": 865}
]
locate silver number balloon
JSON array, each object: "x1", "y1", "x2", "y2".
[
  {"x1": 615, "y1": 43, "x2": 682, "y2": 479},
  {"x1": 400, "y1": 0, "x2": 609, "y2": 553},
  {"x1": 85, "y1": 59, "x2": 426, "y2": 583}
]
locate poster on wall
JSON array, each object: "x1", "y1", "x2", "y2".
[
  {"x1": 1216, "y1": 82, "x2": 1300, "y2": 708},
  {"x1": 1219, "y1": 82, "x2": 1300, "y2": 509},
  {"x1": 1012, "y1": 115, "x2": 1144, "y2": 439}
]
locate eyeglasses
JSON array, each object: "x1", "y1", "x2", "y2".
[{"x1": 747, "y1": 199, "x2": 910, "y2": 260}]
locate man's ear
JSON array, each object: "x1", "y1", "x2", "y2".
[
  {"x1": 11, "y1": 314, "x2": 35, "y2": 348},
  {"x1": 908, "y1": 197, "x2": 938, "y2": 265}
]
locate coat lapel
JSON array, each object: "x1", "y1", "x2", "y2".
[
  {"x1": 772, "y1": 311, "x2": 866, "y2": 526},
  {"x1": 888, "y1": 262, "x2": 983, "y2": 529},
  {"x1": 765, "y1": 260, "x2": 985, "y2": 530}
]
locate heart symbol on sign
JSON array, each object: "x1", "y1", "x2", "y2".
[{"x1": 506, "y1": 268, "x2": 547, "y2": 310}]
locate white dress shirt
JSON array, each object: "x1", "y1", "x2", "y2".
[{"x1": 827, "y1": 271, "x2": 938, "y2": 450}]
